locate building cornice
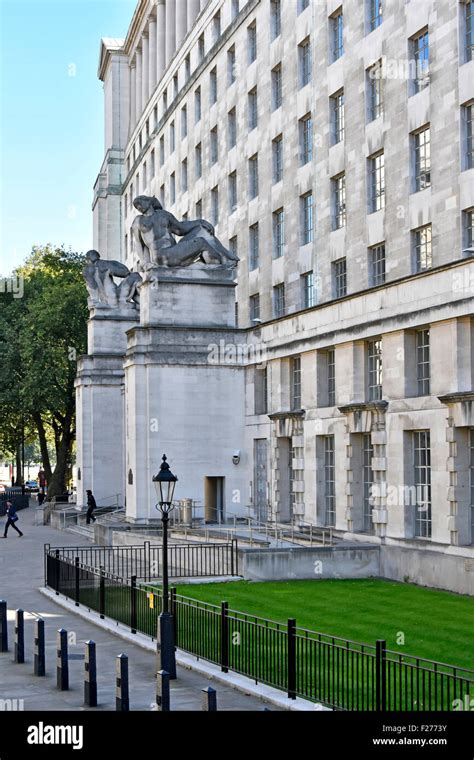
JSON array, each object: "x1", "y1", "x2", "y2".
[
  {"x1": 438, "y1": 391, "x2": 474, "y2": 404},
  {"x1": 338, "y1": 401, "x2": 388, "y2": 414},
  {"x1": 98, "y1": 38, "x2": 127, "y2": 81}
]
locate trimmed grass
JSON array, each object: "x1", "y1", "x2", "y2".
[{"x1": 174, "y1": 578, "x2": 474, "y2": 671}]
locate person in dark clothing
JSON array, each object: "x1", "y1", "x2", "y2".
[
  {"x1": 2, "y1": 501, "x2": 24, "y2": 537},
  {"x1": 86, "y1": 490, "x2": 97, "y2": 524}
]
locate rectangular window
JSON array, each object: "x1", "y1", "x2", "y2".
[
  {"x1": 463, "y1": 207, "x2": 474, "y2": 254},
  {"x1": 181, "y1": 105, "x2": 187, "y2": 139},
  {"x1": 327, "y1": 348, "x2": 336, "y2": 405},
  {"x1": 210, "y1": 67, "x2": 218, "y2": 105},
  {"x1": 466, "y1": 1, "x2": 474, "y2": 62},
  {"x1": 273, "y1": 208, "x2": 284, "y2": 258},
  {"x1": 332, "y1": 173, "x2": 346, "y2": 229},
  {"x1": 363, "y1": 434, "x2": 374, "y2": 532},
  {"x1": 299, "y1": 38, "x2": 312, "y2": 87},
  {"x1": 290, "y1": 357, "x2": 302, "y2": 410},
  {"x1": 211, "y1": 186, "x2": 219, "y2": 225},
  {"x1": 368, "y1": 0, "x2": 382, "y2": 32},
  {"x1": 368, "y1": 151, "x2": 385, "y2": 212},
  {"x1": 228, "y1": 171, "x2": 237, "y2": 213},
  {"x1": 231, "y1": 0, "x2": 239, "y2": 20},
  {"x1": 142, "y1": 161, "x2": 147, "y2": 190},
  {"x1": 416, "y1": 329, "x2": 430, "y2": 395},
  {"x1": 254, "y1": 371, "x2": 267, "y2": 416},
  {"x1": 195, "y1": 143, "x2": 202, "y2": 178},
  {"x1": 173, "y1": 74, "x2": 178, "y2": 98},
  {"x1": 184, "y1": 53, "x2": 191, "y2": 80},
  {"x1": 210, "y1": 126, "x2": 218, "y2": 165},
  {"x1": 462, "y1": 102, "x2": 473, "y2": 170},
  {"x1": 153, "y1": 105, "x2": 158, "y2": 128},
  {"x1": 195, "y1": 87, "x2": 202, "y2": 122},
  {"x1": 331, "y1": 89, "x2": 345, "y2": 144},
  {"x1": 413, "y1": 224, "x2": 432, "y2": 272},
  {"x1": 250, "y1": 293, "x2": 260, "y2": 322},
  {"x1": 271, "y1": 0, "x2": 281, "y2": 39},
  {"x1": 170, "y1": 172, "x2": 176, "y2": 204},
  {"x1": 367, "y1": 339, "x2": 383, "y2": 401},
  {"x1": 299, "y1": 113, "x2": 313, "y2": 164},
  {"x1": 413, "y1": 126, "x2": 431, "y2": 191},
  {"x1": 302, "y1": 271, "x2": 315, "y2": 308},
  {"x1": 198, "y1": 33, "x2": 205, "y2": 61},
  {"x1": 271, "y1": 65, "x2": 283, "y2": 110},
  {"x1": 367, "y1": 60, "x2": 384, "y2": 121},
  {"x1": 181, "y1": 158, "x2": 188, "y2": 192},
  {"x1": 150, "y1": 149, "x2": 155, "y2": 178},
  {"x1": 160, "y1": 184, "x2": 165, "y2": 206},
  {"x1": 331, "y1": 8, "x2": 344, "y2": 62},
  {"x1": 249, "y1": 223, "x2": 259, "y2": 270},
  {"x1": 229, "y1": 236, "x2": 238, "y2": 262},
  {"x1": 324, "y1": 436, "x2": 336, "y2": 526},
  {"x1": 248, "y1": 88, "x2": 258, "y2": 130},
  {"x1": 162, "y1": 91, "x2": 168, "y2": 112},
  {"x1": 228, "y1": 45, "x2": 236, "y2": 85},
  {"x1": 332, "y1": 257, "x2": 347, "y2": 298},
  {"x1": 411, "y1": 28, "x2": 429, "y2": 94},
  {"x1": 273, "y1": 283, "x2": 285, "y2": 317},
  {"x1": 169, "y1": 121, "x2": 175, "y2": 153},
  {"x1": 413, "y1": 431, "x2": 432, "y2": 538},
  {"x1": 272, "y1": 135, "x2": 283, "y2": 183},
  {"x1": 369, "y1": 244, "x2": 386, "y2": 286},
  {"x1": 212, "y1": 11, "x2": 221, "y2": 42},
  {"x1": 249, "y1": 154, "x2": 259, "y2": 198},
  {"x1": 298, "y1": 0, "x2": 310, "y2": 12},
  {"x1": 228, "y1": 108, "x2": 237, "y2": 148},
  {"x1": 300, "y1": 192, "x2": 314, "y2": 245},
  {"x1": 248, "y1": 22, "x2": 257, "y2": 64}
]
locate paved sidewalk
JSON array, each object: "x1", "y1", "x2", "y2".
[{"x1": 0, "y1": 504, "x2": 274, "y2": 711}]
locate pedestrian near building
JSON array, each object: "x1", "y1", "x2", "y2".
[
  {"x1": 86, "y1": 490, "x2": 97, "y2": 524},
  {"x1": 2, "y1": 501, "x2": 24, "y2": 537}
]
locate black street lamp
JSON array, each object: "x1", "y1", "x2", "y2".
[{"x1": 153, "y1": 454, "x2": 178, "y2": 679}]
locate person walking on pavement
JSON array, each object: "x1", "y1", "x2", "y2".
[
  {"x1": 2, "y1": 501, "x2": 24, "y2": 537},
  {"x1": 86, "y1": 489, "x2": 97, "y2": 524}
]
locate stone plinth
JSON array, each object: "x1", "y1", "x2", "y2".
[
  {"x1": 139, "y1": 264, "x2": 237, "y2": 328},
  {"x1": 87, "y1": 304, "x2": 139, "y2": 355}
]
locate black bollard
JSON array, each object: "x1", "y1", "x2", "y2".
[
  {"x1": 14, "y1": 609, "x2": 24, "y2": 663},
  {"x1": 56, "y1": 629, "x2": 69, "y2": 690},
  {"x1": 0, "y1": 600, "x2": 8, "y2": 652},
  {"x1": 84, "y1": 640, "x2": 97, "y2": 707},
  {"x1": 201, "y1": 686, "x2": 217, "y2": 711},
  {"x1": 156, "y1": 669, "x2": 170, "y2": 712},
  {"x1": 115, "y1": 654, "x2": 129, "y2": 711},
  {"x1": 33, "y1": 618, "x2": 45, "y2": 676}
]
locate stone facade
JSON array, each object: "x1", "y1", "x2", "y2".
[{"x1": 88, "y1": 0, "x2": 474, "y2": 571}]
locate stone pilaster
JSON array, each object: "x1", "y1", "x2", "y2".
[
  {"x1": 165, "y1": 0, "x2": 176, "y2": 66},
  {"x1": 141, "y1": 32, "x2": 149, "y2": 109},
  {"x1": 148, "y1": 16, "x2": 157, "y2": 95}
]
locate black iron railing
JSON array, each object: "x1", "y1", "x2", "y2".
[
  {"x1": 44, "y1": 549, "x2": 474, "y2": 711},
  {"x1": 45, "y1": 540, "x2": 238, "y2": 581},
  {"x1": 0, "y1": 489, "x2": 29, "y2": 515}
]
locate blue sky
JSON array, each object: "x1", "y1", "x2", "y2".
[{"x1": 0, "y1": 0, "x2": 136, "y2": 274}]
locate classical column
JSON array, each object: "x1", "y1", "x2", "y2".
[
  {"x1": 130, "y1": 60, "x2": 136, "y2": 131},
  {"x1": 142, "y1": 33, "x2": 149, "y2": 108},
  {"x1": 157, "y1": 0, "x2": 166, "y2": 82},
  {"x1": 165, "y1": 0, "x2": 176, "y2": 66},
  {"x1": 148, "y1": 17, "x2": 157, "y2": 95},
  {"x1": 135, "y1": 47, "x2": 142, "y2": 124},
  {"x1": 187, "y1": 0, "x2": 200, "y2": 29},
  {"x1": 176, "y1": 0, "x2": 187, "y2": 46}
]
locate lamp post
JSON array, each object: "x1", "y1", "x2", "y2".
[{"x1": 153, "y1": 454, "x2": 178, "y2": 679}]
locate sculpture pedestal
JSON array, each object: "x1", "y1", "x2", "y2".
[
  {"x1": 75, "y1": 305, "x2": 139, "y2": 508},
  {"x1": 139, "y1": 265, "x2": 236, "y2": 328}
]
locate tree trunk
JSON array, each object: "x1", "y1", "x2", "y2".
[
  {"x1": 15, "y1": 441, "x2": 22, "y2": 486},
  {"x1": 33, "y1": 412, "x2": 52, "y2": 483},
  {"x1": 46, "y1": 422, "x2": 73, "y2": 500}
]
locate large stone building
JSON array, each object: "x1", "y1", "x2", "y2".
[{"x1": 85, "y1": 0, "x2": 474, "y2": 587}]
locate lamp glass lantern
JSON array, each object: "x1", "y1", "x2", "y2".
[{"x1": 153, "y1": 454, "x2": 178, "y2": 511}]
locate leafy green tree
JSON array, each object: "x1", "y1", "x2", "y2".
[{"x1": 0, "y1": 246, "x2": 87, "y2": 498}]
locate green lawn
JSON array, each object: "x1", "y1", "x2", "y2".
[{"x1": 174, "y1": 578, "x2": 474, "y2": 671}]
